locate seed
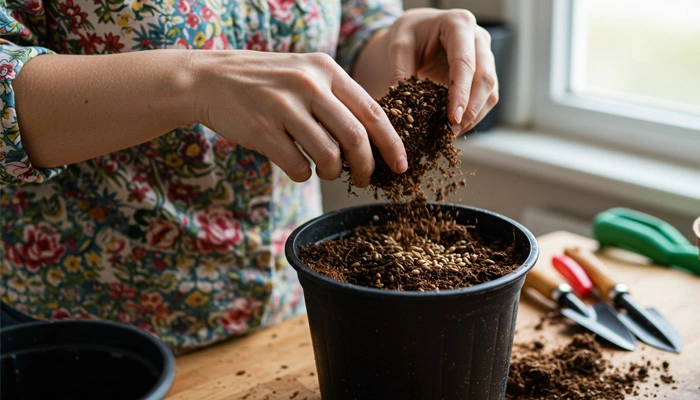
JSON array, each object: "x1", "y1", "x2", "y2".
[
  {"x1": 412, "y1": 250, "x2": 422, "y2": 258},
  {"x1": 472, "y1": 253, "x2": 478, "y2": 260},
  {"x1": 418, "y1": 90, "x2": 424, "y2": 95},
  {"x1": 418, "y1": 288, "x2": 424, "y2": 292},
  {"x1": 373, "y1": 253, "x2": 381, "y2": 260},
  {"x1": 394, "y1": 99, "x2": 402, "y2": 105},
  {"x1": 407, "y1": 108, "x2": 413, "y2": 114},
  {"x1": 390, "y1": 275, "x2": 395, "y2": 282},
  {"x1": 426, "y1": 248, "x2": 435, "y2": 257},
  {"x1": 405, "y1": 124, "x2": 413, "y2": 129},
  {"x1": 392, "y1": 252, "x2": 403, "y2": 258},
  {"x1": 411, "y1": 246, "x2": 423, "y2": 252},
  {"x1": 458, "y1": 262, "x2": 466, "y2": 267},
  {"x1": 432, "y1": 260, "x2": 439, "y2": 267},
  {"x1": 416, "y1": 259, "x2": 427, "y2": 265},
  {"x1": 402, "y1": 92, "x2": 411, "y2": 96},
  {"x1": 390, "y1": 108, "x2": 401, "y2": 116},
  {"x1": 486, "y1": 259, "x2": 495, "y2": 265},
  {"x1": 396, "y1": 231, "x2": 402, "y2": 240},
  {"x1": 375, "y1": 273, "x2": 381, "y2": 278},
  {"x1": 411, "y1": 269, "x2": 421, "y2": 275},
  {"x1": 351, "y1": 262, "x2": 360, "y2": 268},
  {"x1": 406, "y1": 115, "x2": 414, "y2": 123},
  {"x1": 448, "y1": 246, "x2": 456, "y2": 253}
]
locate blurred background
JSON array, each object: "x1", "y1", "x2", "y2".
[{"x1": 322, "y1": 0, "x2": 700, "y2": 240}]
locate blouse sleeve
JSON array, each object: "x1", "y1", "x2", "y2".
[
  {"x1": 336, "y1": 0, "x2": 402, "y2": 73},
  {"x1": 1, "y1": 1, "x2": 64, "y2": 186}
]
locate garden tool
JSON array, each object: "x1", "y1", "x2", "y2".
[
  {"x1": 524, "y1": 268, "x2": 636, "y2": 351},
  {"x1": 564, "y1": 247, "x2": 682, "y2": 353},
  {"x1": 593, "y1": 207, "x2": 700, "y2": 275}
]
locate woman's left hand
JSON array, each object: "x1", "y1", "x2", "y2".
[{"x1": 355, "y1": 8, "x2": 499, "y2": 136}]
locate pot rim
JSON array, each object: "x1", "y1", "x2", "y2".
[
  {"x1": 0, "y1": 319, "x2": 175, "y2": 400},
  {"x1": 285, "y1": 202, "x2": 539, "y2": 300}
]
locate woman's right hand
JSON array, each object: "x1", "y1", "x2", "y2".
[{"x1": 190, "y1": 50, "x2": 408, "y2": 187}]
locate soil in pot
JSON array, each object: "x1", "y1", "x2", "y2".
[{"x1": 299, "y1": 203, "x2": 520, "y2": 291}]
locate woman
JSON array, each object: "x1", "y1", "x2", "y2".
[{"x1": 0, "y1": 0, "x2": 498, "y2": 353}]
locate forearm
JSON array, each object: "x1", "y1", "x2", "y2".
[
  {"x1": 352, "y1": 28, "x2": 392, "y2": 98},
  {"x1": 13, "y1": 50, "x2": 197, "y2": 168}
]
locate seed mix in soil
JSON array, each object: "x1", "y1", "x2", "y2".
[
  {"x1": 507, "y1": 333, "x2": 677, "y2": 399},
  {"x1": 303, "y1": 78, "x2": 516, "y2": 291},
  {"x1": 298, "y1": 203, "x2": 519, "y2": 291}
]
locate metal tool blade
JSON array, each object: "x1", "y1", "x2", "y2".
[
  {"x1": 560, "y1": 294, "x2": 636, "y2": 351},
  {"x1": 615, "y1": 293, "x2": 681, "y2": 353}
]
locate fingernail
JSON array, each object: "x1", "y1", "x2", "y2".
[
  {"x1": 454, "y1": 106, "x2": 464, "y2": 124},
  {"x1": 452, "y1": 124, "x2": 462, "y2": 135},
  {"x1": 355, "y1": 179, "x2": 368, "y2": 188},
  {"x1": 395, "y1": 155, "x2": 408, "y2": 173}
]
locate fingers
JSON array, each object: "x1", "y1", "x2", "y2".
[
  {"x1": 330, "y1": 76, "x2": 408, "y2": 180},
  {"x1": 285, "y1": 114, "x2": 343, "y2": 181},
  {"x1": 311, "y1": 96, "x2": 373, "y2": 187},
  {"x1": 441, "y1": 10, "x2": 477, "y2": 126},
  {"x1": 458, "y1": 27, "x2": 498, "y2": 132},
  {"x1": 452, "y1": 89, "x2": 499, "y2": 136},
  {"x1": 259, "y1": 131, "x2": 312, "y2": 183}
]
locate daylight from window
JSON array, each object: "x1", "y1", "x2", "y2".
[{"x1": 571, "y1": 0, "x2": 700, "y2": 116}]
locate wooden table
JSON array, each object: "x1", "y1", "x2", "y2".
[{"x1": 168, "y1": 231, "x2": 700, "y2": 399}]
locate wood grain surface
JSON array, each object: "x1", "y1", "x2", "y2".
[{"x1": 168, "y1": 231, "x2": 700, "y2": 400}]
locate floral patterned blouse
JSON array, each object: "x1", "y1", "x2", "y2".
[{"x1": 0, "y1": 0, "x2": 401, "y2": 352}]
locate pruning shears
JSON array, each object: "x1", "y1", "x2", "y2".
[{"x1": 592, "y1": 208, "x2": 700, "y2": 276}]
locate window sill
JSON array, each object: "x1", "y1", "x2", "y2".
[{"x1": 457, "y1": 128, "x2": 700, "y2": 216}]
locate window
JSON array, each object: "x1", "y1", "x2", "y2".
[
  {"x1": 525, "y1": 0, "x2": 700, "y2": 166},
  {"x1": 571, "y1": 0, "x2": 700, "y2": 116}
]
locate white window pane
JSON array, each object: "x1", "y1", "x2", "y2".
[{"x1": 571, "y1": 0, "x2": 700, "y2": 116}]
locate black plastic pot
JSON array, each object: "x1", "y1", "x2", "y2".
[
  {"x1": 285, "y1": 203, "x2": 538, "y2": 400},
  {"x1": 0, "y1": 319, "x2": 175, "y2": 400}
]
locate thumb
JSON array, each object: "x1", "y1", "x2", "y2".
[{"x1": 390, "y1": 38, "x2": 417, "y2": 83}]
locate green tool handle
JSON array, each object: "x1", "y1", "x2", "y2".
[{"x1": 594, "y1": 216, "x2": 700, "y2": 276}]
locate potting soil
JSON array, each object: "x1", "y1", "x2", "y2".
[
  {"x1": 506, "y1": 333, "x2": 676, "y2": 399},
  {"x1": 298, "y1": 203, "x2": 518, "y2": 291}
]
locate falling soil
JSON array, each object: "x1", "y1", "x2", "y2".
[
  {"x1": 342, "y1": 77, "x2": 465, "y2": 202},
  {"x1": 507, "y1": 333, "x2": 676, "y2": 399}
]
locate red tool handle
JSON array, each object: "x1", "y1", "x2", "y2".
[{"x1": 552, "y1": 254, "x2": 593, "y2": 298}]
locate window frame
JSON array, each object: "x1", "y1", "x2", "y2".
[{"x1": 512, "y1": 0, "x2": 700, "y2": 167}]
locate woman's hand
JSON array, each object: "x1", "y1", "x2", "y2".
[
  {"x1": 191, "y1": 50, "x2": 407, "y2": 187},
  {"x1": 355, "y1": 8, "x2": 498, "y2": 136}
]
